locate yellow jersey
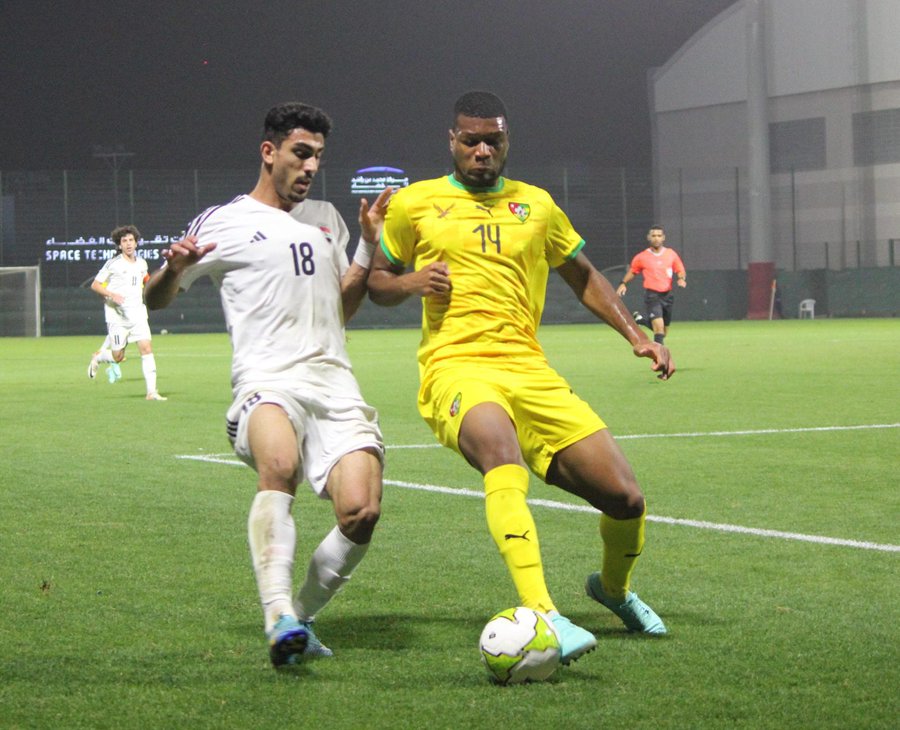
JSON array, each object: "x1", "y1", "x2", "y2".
[{"x1": 380, "y1": 174, "x2": 584, "y2": 373}]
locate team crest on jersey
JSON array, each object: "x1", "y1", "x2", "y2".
[
  {"x1": 508, "y1": 202, "x2": 530, "y2": 222},
  {"x1": 433, "y1": 203, "x2": 455, "y2": 219},
  {"x1": 449, "y1": 392, "x2": 462, "y2": 418},
  {"x1": 318, "y1": 225, "x2": 333, "y2": 243}
]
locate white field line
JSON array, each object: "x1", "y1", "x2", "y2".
[
  {"x1": 385, "y1": 422, "x2": 900, "y2": 447},
  {"x1": 381, "y1": 480, "x2": 899, "y2": 553},
  {"x1": 175, "y1": 421, "x2": 900, "y2": 554},
  {"x1": 615, "y1": 423, "x2": 900, "y2": 440}
]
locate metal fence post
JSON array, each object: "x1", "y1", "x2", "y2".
[
  {"x1": 735, "y1": 166, "x2": 742, "y2": 269},
  {"x1": 791, "y1": 167, "x2": 797, "y2": 271},
  {"x1": 621, "y1": 167, "x2": 628, "y2": 264},
  {"x1": 679, "y1": 167, "x2": 685, "y2": 263},
  {"x1": 129, "y1": 169, "x2": 135, "y2": 224},
  {"x1": 63, "y1": 170, "x2": 69, "y2": 250}
]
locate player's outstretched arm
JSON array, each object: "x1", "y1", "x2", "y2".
[
  {"x1": 358, "y1": 187, "x2": 393, "y2": 246},
  {"x1": 144, "y1": 236, "x2": 216, "y2": 310},
  {"x1": 342, "y1": 187, "x2": 394, "y2": 322},
  {"x1": 557, "y1": 252, "x2": 675, "y2": 380}
]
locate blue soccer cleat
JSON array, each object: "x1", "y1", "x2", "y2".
[
  {"x1": 267, "y1": 614, "x2": 309, "y2": 668},
  {"x1": 300, "y1": 621, "x2": 334, "y2": 658},
  {"x1": 106, "y1": 362, "x2": 122, "y2": 383},
  {"x1": 585, "y1": 572, "x2": 667, "y2": 635},
  {"x1": 548, "y1": 612, "x2": 597, "y2": 665}
]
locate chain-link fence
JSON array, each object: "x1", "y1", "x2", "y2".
[{"x1": 2, "y1": 164, "x2": 898, "y2": 288}]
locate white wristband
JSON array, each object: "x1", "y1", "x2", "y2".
[{"x1": 352, "y1": 237, "x2": 376, "y2": 269}]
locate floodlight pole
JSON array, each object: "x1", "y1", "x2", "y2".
[{"x1": 745, "y1": 0, "x2": 775, "y2": 319}]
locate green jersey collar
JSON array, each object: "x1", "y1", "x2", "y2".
[{"x1": 447, "y1": 174, "x2": 505, "y2": 194}]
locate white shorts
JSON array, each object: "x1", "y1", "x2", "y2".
[
  {"x1": 225, "y1": 385, "x2": 383, "y2": 497},
  {"x1": 107, "y1": 321, "x2": 152, "y2": 349},
  {"x1": 106, "y1": 308, "x2": 152, "y2": 348}
]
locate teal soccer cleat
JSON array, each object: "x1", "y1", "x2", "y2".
[
  {"x1": 267, "y1": 614, "x2": 309, "y2": 667},
  {"x1": 300, "y1": 621, "x2": 334, "y2": 658},
  {"x1": 106, "y1": 362, "x2": 122, "y2": 383},
  {"x1": 585, "y1": 572, "x2": 667, "y2": 635},
  {"x1": 548, "y1": 612, "x2": 597, "y2": 665}
]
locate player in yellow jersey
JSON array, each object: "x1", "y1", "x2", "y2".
[{"x1": 368, "y1": 91, "x2": 673, "y2": 665}]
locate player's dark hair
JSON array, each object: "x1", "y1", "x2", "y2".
[
  {"x1": 453, "y1": 91, "x2": 508, "y2": 126},
  {"x1": 649, "y1": 225, "x2": 665, "y2": 234},
  {"x1": 263, "y1": 102, "x2": 332, "y2": 146},
  {"x1": 110, "y1": 224, "x2": 141, "y2": 251}
]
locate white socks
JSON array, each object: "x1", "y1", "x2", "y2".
[
  {"x1": 141, "y1": 353, "x2": 158, "y2": 394},
  {"x1": 248, "y1": 492, "x2": 371, "y2": 631},
  {"x1": 248, "y1": 490, "x2": 297, "y2": 632},
  {"x1": 294, "y1": 525, "x2": 369, "y2": 621}
]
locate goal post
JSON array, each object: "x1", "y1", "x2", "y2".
[{"x1": 0, "y1": 266, "x2": 42, "y2": 337}]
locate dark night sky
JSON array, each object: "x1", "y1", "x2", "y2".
[{"x1": 0, "y1": 0, "x2": 736, "y2": 172}]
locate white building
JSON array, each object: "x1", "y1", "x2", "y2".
[{"x1": 650, "y1": 0, "x2": 900, "y2": 271}]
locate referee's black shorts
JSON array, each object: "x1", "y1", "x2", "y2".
[{"x1": 643, "y1": 289, "x2": 675, "y2": 326}]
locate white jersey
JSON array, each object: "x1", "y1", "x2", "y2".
[
  {"x1": 180, "y1": 194, "x2": 355, "y2": 395},
  {"x1": 93, "y1": 254, "x2": 149, "y2": 325},
  {"x1": 290, "y1": 198, "x2": 350, "y2": 268}
]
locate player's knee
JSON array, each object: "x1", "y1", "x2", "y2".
[
  {"x1": 338, "y1": 502, "x2": 381, "y2": 542},
  {"x1": 604, "y1": 487, "x2": 645, "y2": 520},
  {"x1": 257, "y1": 456, "x2": 299, "y2": 490}
]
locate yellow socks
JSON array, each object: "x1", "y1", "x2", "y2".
[
  {"x1": 599, "y1": 504, "x2": 646, "y2": 600},
  {"x1": 484, "y1": 464, "x2": 554, "y2": 614}
]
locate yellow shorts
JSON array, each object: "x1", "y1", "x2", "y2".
[{"x1": 418, "y1": 359, "x2": 606, "y2": 479}]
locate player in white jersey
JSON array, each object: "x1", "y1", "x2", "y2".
[
  {"x1": 88, "y1": 225, "x2": 165, "y2": 400},
  {"x1": 289, "y1": 198, "x2": 368, "y2": 320},
  {"x1": 144, "y1": 102, "x2": 391, "y2": 668}
]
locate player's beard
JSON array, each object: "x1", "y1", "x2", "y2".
[
  {"x1": 274, "y1": 170, "x2": 311, "y2": 207},
  {"x1": 457, "y1": 159, "x2": 505, "y2": 188},
  {"x1": 288, "y1": 175, "x2": 311, "y2": 203}
]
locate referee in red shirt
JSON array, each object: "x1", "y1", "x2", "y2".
[{"x1": 616, "y1": 225, "x2": 686, "y2": 346}]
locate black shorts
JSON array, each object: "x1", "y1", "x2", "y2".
[{"x1": 643, "y1": 289, "x2": 675, "y2": 326}]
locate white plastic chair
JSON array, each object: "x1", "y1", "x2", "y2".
[{"x1": 798, "y1": 299, "x2": 816, "y2": 319}]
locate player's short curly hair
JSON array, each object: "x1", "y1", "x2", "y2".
[
  {"x1": 263, "y1": 102, "x2": 332, "y2": 146},
  {"x1": 110, "y1": 224, "x2": 141, "y2": 250},
  {"x1": 453, "y1": 91, "x2": 508, "y2": 126}
]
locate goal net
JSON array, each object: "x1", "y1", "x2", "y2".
[{"x1": 0, "y1": 266, "x2": 42, "y2": 337}]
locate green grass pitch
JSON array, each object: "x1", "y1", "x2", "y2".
[{"x1": 0, "y1": 318, "x2": 897, "y2": 729}]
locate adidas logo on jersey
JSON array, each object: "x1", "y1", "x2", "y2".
[{"x1": 250, "y1": 231, "x2": 268, "y2": 244}]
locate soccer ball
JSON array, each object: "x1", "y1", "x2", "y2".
[{"x1": 479, "y1": 607, "x2": 561, "y2": 685}]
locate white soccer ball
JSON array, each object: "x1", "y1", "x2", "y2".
[{"x1": 479, "y1": 606, "x2": 561, "y2": 685}]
